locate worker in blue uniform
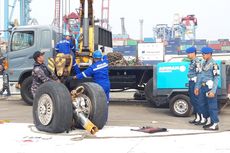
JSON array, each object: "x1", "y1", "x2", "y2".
[
  {"x1": 194, "y1": 47, "x2": 219, "y2": 130},
  {"x1": 186, "y1": 47, "x2": 202, "y2": 124},
  {"x1": 55, "y1": 32, "x2": 80, "y2": 75},
  {"x1": 73, "y1": 50, "x2": 110, "y2": 103}
]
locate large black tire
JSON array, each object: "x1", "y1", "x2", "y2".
[
  {"x1": 20, "y1": 76, "x2": 33, "y2": 105},
  {"x1": 80, "y1": 82, "x2": 108, "y2": 129},
  {"x1": 33, "y1": 81, "x2": 73, "y2": 133},
  {"x1": 169, "y1": 94, "x2": 193, "y2": 117}
]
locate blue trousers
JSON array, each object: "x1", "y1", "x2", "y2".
[
  {"x1": 199, "y1": 85, "x2": 219, "y2": 123},
  {"x1": 97, "y1": 81, "x2": 110, "y2": 103},
  {"x1": 188, "y1": 81, "x2": 200, "y2": 114}
]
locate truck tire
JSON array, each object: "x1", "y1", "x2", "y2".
[
  {"x1": 79, "y1": 82, "x2": 108, "y2": 129},
  {"x1": 33, "y1": 81, "x2": 73, "y2": 133},
  {"x1": 169, "y1": 94, "x2": 193, "y2": 117},
  {"x1": 20, "y1": 76, "x2": 33, "y2": 105}
]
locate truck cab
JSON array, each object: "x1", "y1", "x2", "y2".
[{"x1": 6, "y1": 25, "x2": 57, "y2": 98}]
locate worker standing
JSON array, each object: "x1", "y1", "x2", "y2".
[
  {"x1": 0, "y1": 55, "x2": 11, "y2": 96},
  {"x1": 73, "y1": 50, "x2": 110, "y2": 103},
  {"x1": 55, "y1": 32, "x2": 80, "y2": 75},
  {"x1": 31, "y1": 51, "x2": 59, "y2": 98},
  {"x1": 186, "y1": 47, "x2": 202, "y2": 124},
  {"x1": 194, "y1": 47, "x2": 219, "y2": 130}
]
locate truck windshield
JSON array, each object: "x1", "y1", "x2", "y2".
[{"x1": 11, "y1": 31, "x2": 34, "y2": 51}]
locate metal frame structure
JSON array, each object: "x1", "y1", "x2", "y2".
[
  {"x1": 101, "y1": 0, "x2": 110, "y2": 30},
  {"x1": 3, "y1": 0, "x2": 32, "y2": 40}
]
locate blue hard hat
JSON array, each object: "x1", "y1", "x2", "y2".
[
  {"x1": 201, "y1": 47, "x2": 213, "y2": 54},
  {"x1": 186, "y1": 47, "x2": 196, "y2": 53},
  {"x1": 92, "y1": 50, "x2": 102, "y2": 58}
]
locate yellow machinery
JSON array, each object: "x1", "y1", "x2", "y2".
[{"x1": 77, "y1": 0, "x2": 95, "y2": 65}]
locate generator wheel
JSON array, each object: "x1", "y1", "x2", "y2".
[
  {"x1": 169, "y1": 94, "x2": 193, "y2": 117},
  {"x1": 33, "y1": 81, "x2": 73, "y2": 133}
]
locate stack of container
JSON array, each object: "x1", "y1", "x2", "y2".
[
  {"x1": 165, "y1": 38, "x2": 181, "y2": 55},
  {"x1": 194, "y1": 39, "x2": 207, "y2": 54},
  {"x1": 127, "y1": 39, "x2": 138, "y2": 46},
  {"x1": 219, "y1": 39, "x2": 230, "y2": 52},
  {"x1": 143, "y1": 37, "x2": 156, "y2": 43},
  {"x1": 112, "y1": 45, "x2": 137, "y2": 60},
  {"x1": 179, "y1": 40, "x2": 193, "y2": 54},
  {"x1": 207, "y1": 40, "x2": 221, "y2": 52},
  {"x1": 112, "y1": 34, "x2": 129, "y2": 46}
]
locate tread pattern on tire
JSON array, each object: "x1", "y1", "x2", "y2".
[
  {"x1": 80, "y1": 82, "x2": 108, "y2": 129},
  {"x1": 33, "y1": 81, "x2": 73, "y2": 133}
]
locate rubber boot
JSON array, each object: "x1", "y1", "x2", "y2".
[
  {"x1": 203, "y1": 117, "x2": 211, "y2": 128},
  {"x1": 195, "y1": 114, "x2": 206, "y2": 125},
  {"x1": 189, "y1": 113, "x2": 200, "y2": 124},
  {"x1": 204, "y1": 123, "x2": 219, "y2": 131}
]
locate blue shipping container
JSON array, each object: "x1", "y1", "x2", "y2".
[
  {"x1": 113, "y1": 46, "x2": 137, "y2": 56},
  {"x1": 180, "y1": 40, "x2": 193, "y2": 45},
  {"x1": 143, "y1": 37, "x2": 156, "y2": 43},
  {"x1": 167, "y1": 38, "x2": 181, "y2": 46},
  {"x1": 194, "y1": 39, "x2": 207, "y2": 45}
]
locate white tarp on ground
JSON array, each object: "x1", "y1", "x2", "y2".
[{"x1": 0, "y1": 123, "x2": 230, "y2": 153}]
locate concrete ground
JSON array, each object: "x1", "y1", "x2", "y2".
[
  {"x1": 0, "y1": 92, "x2": 230, "y2": 153},
  {"x1": 1, "y1": 91, "x2": 230, "y2": 130}
]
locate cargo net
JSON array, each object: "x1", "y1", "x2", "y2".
[{"x1": 107, "y1": 52, "x2": 143, "y2": 66}]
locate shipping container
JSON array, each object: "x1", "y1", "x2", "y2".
[
  {"x1": 218, "y1": 39, "x2": 229, "y2": 42},
  {"x1": 221, "y1": 46, "x2": 230, "y2": 51},
  {"x1": 113, "y1": 45, "x2": 137, "y2": 56},
  {"x1": 194, "y1": 39, "x2": 207, "y2": 45},
  {"x1": 167, "y1": 39, "x2": 181, "y2": 46},
  {"x1": 165, "y1": 44, "x2": 179, "y2": 55},
  {"x1": 127, "y1": 40, "x2": 138, "y2": 46},
  {"x1": 143, "y1": 37, "x2": 156, "y2": 43},
  {"x1": 208, "y1": 40, "x2": 219, "y2": 44},
  {"x1": 208, "y1": 44, "x2": 222, "y2": 51},
  {"x1": 112, "y1": 34, "x2": 129, "y2": 40},
  {"x1": 138, "y1": 43, "x2": 164, "y2": 62},
  {"x1": 195, "y1": 45, "x2": 207, "y2": 52},
  {"x1": 220, "y1": 41, "x2": 230, "y2": 46},
  {"x1": 180, "y1": 45, "x2": 193, "y2": 51},
  {"x1": 180, "y1": 40, "x2": 193, "y2": 45},
  {"x1": 112, "y1": 40, "x2": 127, "y2": 46}
]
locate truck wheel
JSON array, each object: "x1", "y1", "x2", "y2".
[
  {"x1": 169, "y1": 94, "x2": 193, "y2": 117},
  {"x1": 74, "y1": 82, "x2": 108, "y2": 129},
  {"x1": 20, "y1": 76, "x2": 33, "y2": 105},
  {"x1": 33, "y1": 81, "x2": 73, "y2": 133}
]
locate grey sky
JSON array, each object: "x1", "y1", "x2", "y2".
[{"x1": 1, "y1": 0, "x2": 230, "y2": 40}]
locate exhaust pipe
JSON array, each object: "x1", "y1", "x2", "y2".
[{"x1": 83, "y1": 0, "x2": 89, "y2": 51}]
